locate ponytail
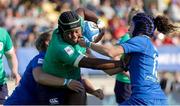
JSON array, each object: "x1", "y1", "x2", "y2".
[{"x1": 154, "y1": 16, "x2": 178, "y2": 34}]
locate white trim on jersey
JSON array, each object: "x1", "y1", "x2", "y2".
[
  {"x1": 73, "y1": 55, "x2": 84, "y2": 67},
  {"x1": 5, "y1": 47, "x2": 14, "y2": 54}
]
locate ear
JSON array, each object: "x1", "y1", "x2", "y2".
[{"x1": 45, "y1": 40, "x2": 49, "y2": 46}]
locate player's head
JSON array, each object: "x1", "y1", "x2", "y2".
[
  {"x1": 128, "y1": 7, "x2": 143, "y2": 25},
  {"x1": 35, "y1": 30, "x2": 52, "y2": 52},
  {"x1": 129, "y1": 13, "x2": 178, "y2": 37},
  {"x1": 58, "y1": 11, "x2": 82, "y2": 45}
]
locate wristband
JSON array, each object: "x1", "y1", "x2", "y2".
[
  {"x1": 63, "y1": 79, "x2": 68, "y2": 86},
  {"x1": 84, "y1": 37, "x2": 92, "y2": 48},
  {"x1": 85, "y1": 41, "x2": 92, "y2": 48},
  {"x1": 63, "y1": 79, "x2": 72, "y2": 86},
  {"x1": 67, "y1": 79, "x2": 72, "y2": 86}
]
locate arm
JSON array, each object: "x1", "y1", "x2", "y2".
[
  {"x1": 78, "y1": 57, "x2": 123, "y2": 70},
  {"x1": 79, "y1": 39, "x2": 124, "y2": 58},
  {"x1": 32, "y1": 67, "x2": 84, "y2": 92},
  {"x1": 82, "y1": 78, "x2": 104, "y2": 100},
  {"x1": 5, "y1": 48, "x2": 21, "y2": 85},
  {"x1": 76, "y1": 7, "x2": 98, "y2": 23},
  {"x1": 93, "y1": 28, "x2": 105, "y2": 43},
  {"x1": 90, "y1": 43, "x2": 124, "y2": 58},
  {"x1": 103, "y1": 67, "x2": 124, "y2": 76}
]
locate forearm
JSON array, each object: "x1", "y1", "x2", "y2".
[
  {"x1": 103, "y1": 67, "x2": 124, "y2": 76},
  {"x1": 76, "y1": 8, "x2": 98, "y2": 23},
  {"x1": 79, "y1": 57, "x2": 122, "y2": 70},
  {"x1": 33, "y1": 67, "x2": 64, "y2": 87},
  {"x1": 6, "y1": 50, "x2": 19, "y2": 75},
  {"x1": 93, "y1": 29, "x2": 105, "y2": 43},
  {"x1": 82, "y1": 79, "x2": 95, "y2": 94},
  {"x1": 90, "y1": 43, "x2": 124, "y2": 58}
]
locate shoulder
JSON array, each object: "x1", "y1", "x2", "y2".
[
  {"x1": 0, "y1": 27, "x2": 7, "y2": 32},
  {"x1": 30, "y1": 53, "x2": 45, "y2": 65},
  {"x1": 0, "y1": 28, "x2": 9, "y2": 38}
]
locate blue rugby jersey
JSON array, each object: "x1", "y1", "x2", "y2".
[
  {"x1": 4, "y1": 51, "x2": 45, "y2": 105},
  {"x1": 121, "y1": 35, "x2": 166, "y2": 100}
]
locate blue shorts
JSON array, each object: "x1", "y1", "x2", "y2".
[
  {"x1": 37, "y1": 84, "x2": 68, "y2": 105},
  {"x1": 37, "y1": 83, "x2": 86, "y2": 105},
  {"x1": 4, "y1": 86, "x2": 38, "y2": 105},
  {"x1": 0, "y1": 84, "x2": 8, "y2": 104},
  {"x1": 114, "y1": 80, "x2": 131, "y2": 104},
  {"x1": 120, "y1": 96, "x2": 168, "y2": 105}
]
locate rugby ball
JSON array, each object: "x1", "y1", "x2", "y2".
[{"x1": 83, "y1": 21, "x2": 100, "y2": 42}]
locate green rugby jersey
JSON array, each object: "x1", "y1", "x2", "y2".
[
  {"x1": 0, "y1": 28, "x2": 13, "y2": 85},
  {"x1": 43, "y1": 29, "x2": 86, "y2": 80}
]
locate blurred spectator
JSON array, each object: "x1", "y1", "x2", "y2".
[
  {"x1": 100, "y1": 0, "x2": 115, "y2": 19},
  {"x1": 169, "y1": 72, "x2": 180, "y2": 105},
  {"x1": 167, "y1": 0, "x2": 180, "y2": 22},
  {"x1": 0, "y1": 0, "x2": 179, "y2": 49},
  {"x1": 160, "y1": 72, "x2": 173, "y2": 95},
  {"x1": 114, "y1": 0, "x2": 128, "y2": 19}
]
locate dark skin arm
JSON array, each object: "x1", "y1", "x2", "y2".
[
  {"x1": 81, "y1": 79, "x2": 104, "y2": 100},
  {"x1": 79, "y1": 57, "x2": 124, "y2": 71},
  {"x1": 76, "y1": 7, "x2": 98, "y2": 23}
]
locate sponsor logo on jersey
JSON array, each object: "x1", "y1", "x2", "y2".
[
  {"x1": 38, "y1": 58, "x2": 44, "y2": 64},
  {"x1": 64, "y1": 46, "x2": 74, "y2": 55},
  {"x1": 49, "y1": 98, "x2": 59, "y2": 105}
]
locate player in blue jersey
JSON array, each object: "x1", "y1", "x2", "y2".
[{"x1": 79, "y1": 13, "x2": 178, "y2": 105}]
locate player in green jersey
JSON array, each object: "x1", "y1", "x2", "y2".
[
  {"x1": 39, "y1": 10, "x2": 125, "y2": 105},
  {"x1": 0, "y1": 28, "x2": 21, "y2": 104}
]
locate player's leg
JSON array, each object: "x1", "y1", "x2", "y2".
[
  {"x1": 0, "y1": 84, "x2": 8, "y2": 104},
  {"x1": 4, "y1": 88, "x2": 37, "y2": 105},
  {"x1": 114, "y1": 80, "x2": 131, "y2": 104}
]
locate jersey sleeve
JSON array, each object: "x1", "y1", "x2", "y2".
[
  {"x1": 4, "y1": 29, "x2": 13, "y2": 52},
  {"x1": 121, "y1": 36, "x2": 146, "y2": 53},
  {"x1": 56, "y1": 44, "x2": 84, "y2": 67},
  {"x1": 31, "y1": 56, "x2": 44, "y2": 68}
]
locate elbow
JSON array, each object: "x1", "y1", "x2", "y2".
[
  {"x1": 107, "y1": 73, "x2": 114, "y2": 76},
  {"x1": 104, "y1": 71, "x2": 114, "y2": 76}
]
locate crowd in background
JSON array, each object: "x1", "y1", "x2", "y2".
[
  {"x1": 0, "y1": 0, "x2": 180, "y2": 48},
  {"x1": 0, "y1": 0, "x2": 180, "y2": 104}
]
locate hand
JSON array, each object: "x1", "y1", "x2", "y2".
[
  {"x1": 67, "y1": 80, "x2": 85, "y2": 93},
  {"x1": 78, "y1": 37, "x2": 91, "y2": 48},
  {"x1": 92, "y1": 89, "x2": 104, "y2": 100},
  {"x1": 12, "y1": 73, "x2": 21, "y2": 85},
  {"x1": 78, "y1": 38, "x2": 86, "y2": 47}
]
